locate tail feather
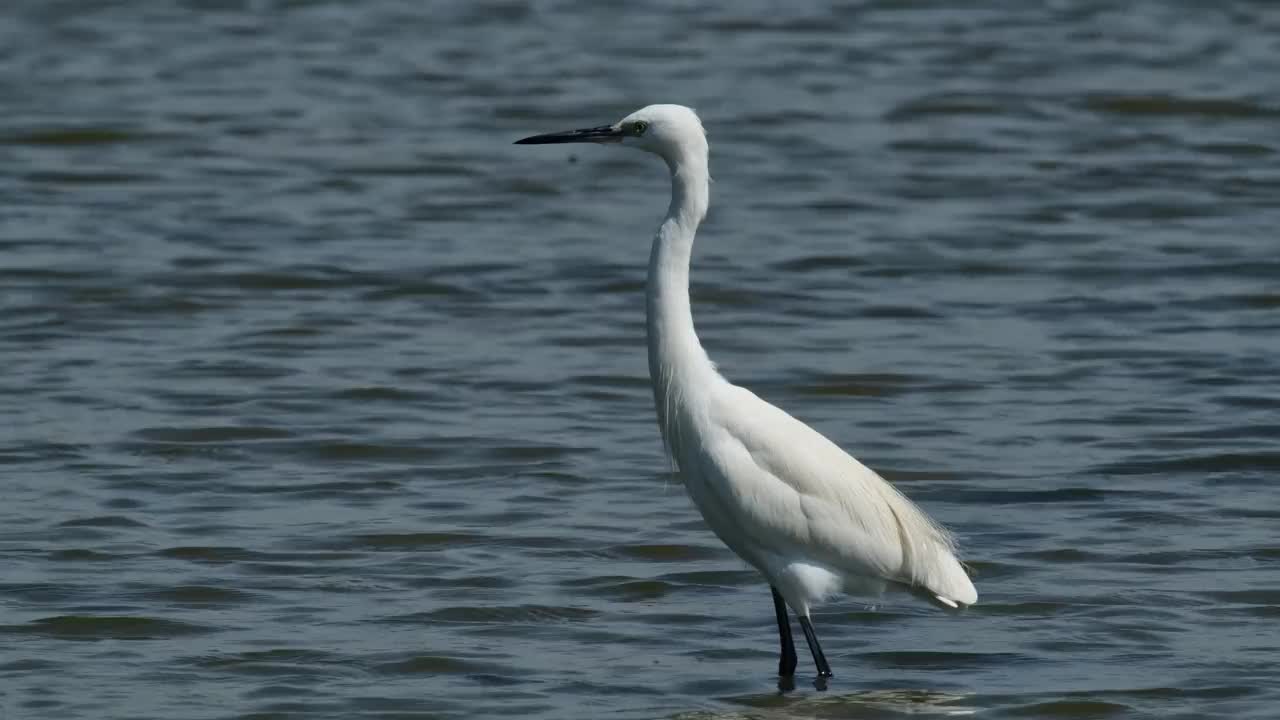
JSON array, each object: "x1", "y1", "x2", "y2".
[
  {"x1": 880, "y1": 490, "x2": 977, "y2": 608},
  {"x1": 921, "y1": 547, "x2": 977, "y2": 607},
  {"x1": 905, "y1": 581, "x2": 972, "y2": 611}
]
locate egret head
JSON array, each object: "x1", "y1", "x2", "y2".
[{"x1": 516, "y1": 104, "x2": 708, "y2": 168}]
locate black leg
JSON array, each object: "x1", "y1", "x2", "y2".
[
  {"x1": 771, "y1": 587, "x2": 797, "y2": 677},
  {"x1": 797, "y1": 615, "x2": 832, "y2": 678}
]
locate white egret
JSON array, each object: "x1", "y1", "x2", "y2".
[{"x1": 516, "y1": 105, "x2": 976, "y2": 680}]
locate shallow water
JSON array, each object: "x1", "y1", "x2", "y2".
[{"x1": 3, "y1": 1, "x2": 1279, "y2": 718}]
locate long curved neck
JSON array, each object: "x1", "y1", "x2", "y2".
[{"x1": 647, "y1": 153, "x2": 715, "y2": 456}]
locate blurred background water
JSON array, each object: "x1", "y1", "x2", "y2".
[{"x1": 2, "y1": 1, "x2": 1279, "y2": 718}]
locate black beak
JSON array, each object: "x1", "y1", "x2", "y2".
[{"x1": 515, "y1": 124, "x2": 623, "y2": 145}]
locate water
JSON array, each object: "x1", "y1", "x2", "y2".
[{"x1": 3, "y1": 1, "x2": 1279, "y2": 717}]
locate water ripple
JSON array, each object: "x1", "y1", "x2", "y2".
[{"x1": 3, "y1": 1, "x2": 1279, "y2": 718}]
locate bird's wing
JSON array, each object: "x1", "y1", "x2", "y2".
[{"x1": 699, "y1": 383, "x2": 977, "y2": 606}]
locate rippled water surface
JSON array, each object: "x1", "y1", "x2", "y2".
[{"x1": 3, "y1": 1, "x2": 1280, "y2": 718}]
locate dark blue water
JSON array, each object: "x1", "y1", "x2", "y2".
[{"x1": 2, "y1": 2, "x2": 1279, "y2": 718}]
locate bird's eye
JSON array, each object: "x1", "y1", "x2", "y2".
[{"x1": 632, "y1": 121, "x2": 649, "y2": 135}]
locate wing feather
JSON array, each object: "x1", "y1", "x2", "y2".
[{"x1": 703, "y1": 384, "x2": 977, "y2": 606}]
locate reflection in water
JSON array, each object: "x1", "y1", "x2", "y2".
[
  {"x1": 2, "y1": 1, "x2": 1278, "y2": 719},
  {"x1": 673, "y1": 688, "x2": 977, "y2": 718}
]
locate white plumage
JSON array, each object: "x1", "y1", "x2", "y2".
[
  {"x1": 518, "y1": 104, "x2": 975, "y2": 679},
  {"x1": 692, "y1": 383, "x2": 977, "y2": 610}
]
